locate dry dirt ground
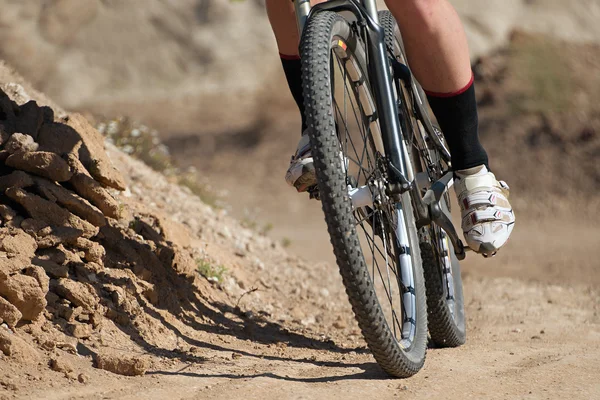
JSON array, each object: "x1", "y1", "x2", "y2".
[{"x1": 0, "y1": 36, "x2": 599, "y2": 399}]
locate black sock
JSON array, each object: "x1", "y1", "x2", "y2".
[
  {"x1": 426, "y1": 77, "x2": 489, "y2": 171},
  {"x1": 280, "y1": 54, "x2": 307, "y2": 133}
]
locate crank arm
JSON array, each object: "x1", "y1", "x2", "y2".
[{"x1": 423, "y1": 172, "x2": 467, "y2": 260}]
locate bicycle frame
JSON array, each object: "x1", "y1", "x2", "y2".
[
  {"x1": 296, "y1": 0, "x2": 411, "y2": 190},
  {"x1": 294, "y1": 0, "x2": 466, "y2": 259}
]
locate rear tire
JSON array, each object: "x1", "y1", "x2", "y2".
[
  {"x1": 379, "y1": 10, "x2": 466, "y2": 347},
  {"x1": 301, "y1": 12, "x2": 428, "y2": 377}
]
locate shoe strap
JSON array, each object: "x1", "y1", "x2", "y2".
[
  {"x1": 462, "y1": 208, "x2": 506, "y2": 230},
  {"x1": 460, "y1": 189, "x2": 510, "y2": 211}
]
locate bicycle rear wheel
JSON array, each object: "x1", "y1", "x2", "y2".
[
  {"x1": 300, "y1": 12, "x2": 428, "y2": 377},
  {"x1": 379, "y1": 10, "x2": 466, "y2": 347}
]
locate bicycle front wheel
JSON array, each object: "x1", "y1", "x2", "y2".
[{"x1": 300, "y1": 12, "x2": 428, "y2": 377}]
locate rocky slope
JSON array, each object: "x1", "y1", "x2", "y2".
[{"x1": 0, "y1": 61, "x2": 353, "y2": 391}]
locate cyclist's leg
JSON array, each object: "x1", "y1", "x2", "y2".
[
  {"x1": 385, "y1": 0, "x2": 485, "y2": 169},
  {"x1": 385, "y1": 0, "x2": 514, "y2": 255}
]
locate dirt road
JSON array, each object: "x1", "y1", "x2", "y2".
[{"x1": 20, "y1": 233, "x2": 600, "y2": 399}]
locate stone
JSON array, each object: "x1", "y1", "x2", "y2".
[
  {"x1": 74, "y1": 238, "x2": 105, "y2": 263},
  {"x1": 66, "y1": 322, "x2": 92, "y2": 339},
  {"x1": 35, "y1": 246, "x2": 68, "y2": 265},
  {"x1": 20, "y1": 218, "x2": 50, "y2": 235},
  {"x1": 0, "y1": 255, "x2": 31, "y2": 279},
  {"x1": 0, "y1": 170, "x2": 35, "y2": 192},
  {"x1": 35, "y1": 226, "x2": 84, "y2": 248},
  {"x1": 33, "y1": 258, "x2": 69, "y2": 279},
  {"x1": 4, "y1": 133, "x2": 39, "y2": 154},
  {"x1": 6, "y1": 188, "x2": 98, "y2": 238},
  {"x1": 49, "y1": 356, "x2": 74, "y2": 373},
  {"x1": 0, "y1": 274, "x2": 47, "y2": 321},
  {"x1": 53, "y1": 279, "x2": 99, "y2": 311},
  {"x1": 0, "y1": 329, "x2": 41, "y2": 362},
  {"x1": 5, "y1": 151, "x2": 73, "y2": 182},
  {"x1": 0, "y1": 296, "x2": 22, "y2": 327},
  {"x1": 14, "y1": 101, "x2": 44, "y2": 140},
  {"x1": 64, "y1": 114, "x2": 126, "y2": 191},
  {"x1": 34, "y1": 177, "x2": 106, "y2": 227},
  {"x1": 66, "y1": 155, "x2": 121, "y2": 219},
  {"x1": 0, "y1": 230, "x2": 37, "y2": 258},
  {"x1": 24, "y1": 265, "x2": 50, "y2": 293},
  {"x1": 95, "y1": 353, "x2": 148, "y2": 376},
  {"x1": 0, "y1": 205, "x2": 18, "y2": 221}
]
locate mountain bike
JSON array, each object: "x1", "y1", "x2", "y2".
[{"x1": 294, "y1": 0, "x2": 468, "y2": 377}]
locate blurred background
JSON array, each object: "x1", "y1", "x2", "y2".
[{"x1": 1, "y1": 0, "x2": 598, "y2": 284}]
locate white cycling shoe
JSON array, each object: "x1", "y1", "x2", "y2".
[
  {"x1": 454, "y1": 165, "x2": 516, "y2": 257},
  {"x1": 285, "y1": 133, "x2": 317, "y2": 192}
]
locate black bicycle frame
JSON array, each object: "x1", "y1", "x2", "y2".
[
  {"x1": 309, "y1": 0, "x2": 412, "y2": 190},
  {"x1": 296, "y1": 0, "x2": 467, "y2": 259}
]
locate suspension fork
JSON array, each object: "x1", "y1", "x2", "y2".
[{"x1": 294, "y1": 0, "x2": 312, "y2": 35}]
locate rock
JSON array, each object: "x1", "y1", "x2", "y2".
[
  {"x1": 0, "y1": 205, "x2": 18, "y2": 221},
  {"x1": 15, "y1": 101, "x2": 44, "y2": 140},
  {"x1": 95, "y1": 353, "x2": 148, "y2": 376},
  {"x1": 35, "y1": 246, "x2": 67, "y2": 265},
  {"x1": 0, "y1": 230, "x2": 37, "y2": 258},
  {"x1": 0, "y1": 330, "x2": 41, "y2": 362},
  {"x1": 66, "y1": 322, "x2": 92, "y2": 339},
  {"x1": 66, "y1": 155, "x2": 121, "y2": 219},
  {"x1": 0, "y1": 170, "x2": 35, "y2": 192},
  {"x1": 6, "y1": 187, "x2": 98, "y2": 238},
  {"x1": 24, "y1": 266, "x2": 50, "y2": 293},
  {"x1": 4, "y1": 133, "x2": 39, "y2": 154},
  {"x1": 77, "y1": 373, "x2": 90, "y2": 384},
  {"x1": 74, "y1": 238, "x2": 105, "y2": 263},
  {"x1": 0, "y1": 150, "x2": 9, "y2": 163},
  {"x1": 49, "y1": 356, "x2": 74, "y2": 373},
  {"x1": 5, "y1": 151, "x2": 73, "y2": 182},
  {"x1": 0, "y1": 90, "x2": 18, "y2": 137},
  {"x1": 0, "y1": 274, "x2": 47, "y2": 321},
  {"x1": 32, "y1": 258, "x2": 68, "y2": 279},
  {"x1": 2, "y1": 83, "x2": 32, "y2": 107},
  {"x1": 20, "y1": 218, "x2": 50, "y2": 235},
  {"x1": 0, "y1": 127, "x2": 10, "y2": 146},
  {"x1": 64, "y1": 114, "x2": 126, "y2": 191},
  {"x1": 0, "y1": 255, "x2": 31, "y2": 279},
  {"x1": 34, "y1": 177, "x2": 106, "y2": 227},
  {"x1": 35, "y1": 226, "x2": 84, "y2": 248},
  {"x1": 0, "y1": 296, "x2": 22, "y2": 327},
  {"x1": 53, "y1": 279, "x2": 99, "y2": 311},
  {"x1": 37, "y1": 114, "x2": 126, "y2": 191}
]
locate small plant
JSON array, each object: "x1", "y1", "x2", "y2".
[
  {"x1": 196, "y1": 257, "x2": 227, "y2": 283},
  {"x1": 97, "y1": 117, "x2": 173, "y2": 173},
  {"x1": 281, "y1": 237, "x2": 292, "y2": 248},
  {"x1": 259, "y1": 223, "x2": 273, "y2": 236}
]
